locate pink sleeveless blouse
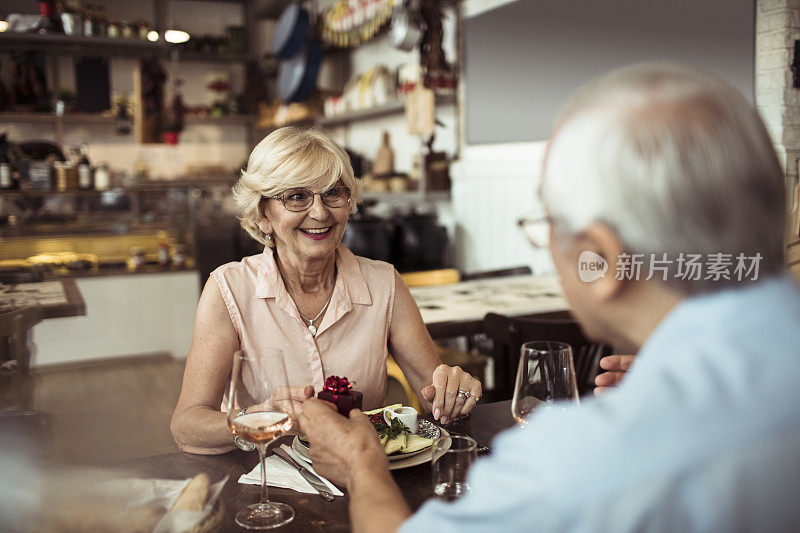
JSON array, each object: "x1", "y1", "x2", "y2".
[{"x1": 211, "y1": 244, "x2": 394, "y2": 411}]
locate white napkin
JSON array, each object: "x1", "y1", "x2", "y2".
[{"x1": 239, "y1": 444, "x2": 344, "y2": 497}]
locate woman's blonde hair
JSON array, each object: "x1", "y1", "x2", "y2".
[{"x1": 233, "y1": 127, "x2": 360, "y2": 246}]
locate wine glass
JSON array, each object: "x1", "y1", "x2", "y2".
[
  {"x1": 227, "y1": 349, "x2": 295, "y2": 529},
  {"x1": 511, "y1": 341, "x2": 579, "y2": 425}
]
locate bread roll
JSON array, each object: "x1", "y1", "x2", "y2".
[{"x1": 171, "y1": 473, "x2": 210, "y2": 511}]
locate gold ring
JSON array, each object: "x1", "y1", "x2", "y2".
[{"x1": 470, "y1": 394, "x2": 480, "y2": 402}]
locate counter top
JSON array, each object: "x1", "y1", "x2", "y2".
[
  {"x1": 0, "y1": 279, "x2": 85, "y2": 319},
  {"x1": 34, "y1": 265, "x2": 199, "y2": 281}
]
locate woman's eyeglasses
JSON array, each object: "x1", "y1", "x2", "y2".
[{"x1": 268, "y1": 185, "x2": 352, "y2": 212}]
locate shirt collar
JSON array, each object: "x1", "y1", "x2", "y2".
[{"x1": 253, "y1": 244, "x2": 373, "y2": 306}]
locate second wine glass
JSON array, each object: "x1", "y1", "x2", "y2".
[
  {"x1": 511, "y1": 341, "x2": 580, "y2": 425},
  {"x1": 227, "y1": 349, "x2": 295, "y2": 530}
]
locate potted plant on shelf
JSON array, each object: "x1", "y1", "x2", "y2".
[{"x1": 207, "y1": 76, "x2": 231, "y2": 117}]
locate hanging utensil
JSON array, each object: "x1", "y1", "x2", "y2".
[
  {"x1": 277, "y1": 40, "x2": 322, "y2": 103},
  {"x1": 390, "y1": 1, "x2": 423, "y2": 51},
  {"x1": 272, "y1": 2, "x2": 310, "y2": 59}
]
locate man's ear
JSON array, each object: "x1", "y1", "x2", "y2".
[{"x1": 571, "y1": 223, "x2": 628, "y2": 303}]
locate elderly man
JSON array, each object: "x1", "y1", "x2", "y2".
[{"x1": 300, "y1": 63, "x2": 800, "y2": 532}]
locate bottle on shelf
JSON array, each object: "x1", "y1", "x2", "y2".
[
  {"x1": 134, "y1": 151, "x2": 149, "y2": 182},
  {"x1": 0, "y1": 134, "x2": 19, "y2": 191},
  {"x1": 0, "y1": 149, "x2": 15, "y2": 191},
  {"x1": 53, "y1": 161, "x2": 67, "y2": 192},
  {"x1": 58, "y1": 145, "x2": 80, "y2": 191},
  {"x1": 78, "y1": 144, "x2": 93, "y2": 190},
  {"x1": 173, "y1": 244, "x2": 187, "y2": 269},
  {"x1": 96, "y1": 6, "x2": 108, "y2": 37},
  {"x1": 130, "y1": 247, "x2": 146, "y2": 271},
  {"x1": 157, "y1": 234, "x2": 171, "y2": 269},
  {"x1": 38, "y1": 1, "x2": 57, "y2": 34},
  {"x1": 83, "y1": 4, "x2": 95, "y2": 37},
  {"x1": 53, "y1": 1, "x2": 66, "y2": 33},
  {"x1": 94, "y1": 162, "x2": 111, "y2": 191}
]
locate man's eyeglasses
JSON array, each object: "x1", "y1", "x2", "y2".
[
  {"x1": 267, "y1": 185, "x2": 352, "y2": 212},
  {"x1": 517, "y1": 215, "x2": 553, "y2": 249}
]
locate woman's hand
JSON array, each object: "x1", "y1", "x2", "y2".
[
  {"x1": 421, "y1": 364, "x2": 482, "y2": 425},
  {"x1": 267, "y1": 385, "x2": 315, "y2": 414},
  {"x1": 594, "y1": 355, "x2": 636, "y2": 395}
]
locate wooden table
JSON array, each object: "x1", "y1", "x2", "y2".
[
  {"x1": 0, "y1": 279, "x2": 86, "y2": 372},
  {"x1": 410, "y1": 275, "x2": 569, "y2": 339},
  {"x1": 118, "y1": 400, "x2": 515, "y2": 533},
  {"x1": 0, "y1": 279, "x2": 86, "y2": 318}
]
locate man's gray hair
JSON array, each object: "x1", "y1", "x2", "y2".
[{"x1": 541, "y1": 63, "x2": 786, "y2": 294}]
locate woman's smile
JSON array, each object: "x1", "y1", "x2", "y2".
[{"x1": 299, "y1": 225, "x2": 334, "y2": 240}]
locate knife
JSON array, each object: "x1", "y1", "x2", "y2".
[{"x1": 273, "y1": 448, "x2": 335, "y2": 501}]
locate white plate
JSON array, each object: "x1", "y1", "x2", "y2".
[{"x1": 292, "y1": 425, "x2": 449, "y2": 471}]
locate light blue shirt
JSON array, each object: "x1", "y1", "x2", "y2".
[{"x1": 400, "y1": 276, "x2": 800, "y2": 532}]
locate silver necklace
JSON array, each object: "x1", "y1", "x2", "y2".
[{"x1": 298, "y1": 291, "x2": 334, "y2": 336}]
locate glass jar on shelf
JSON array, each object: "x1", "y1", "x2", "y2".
[
  {"x1": 130, "y1": 247, "x2": 146, "y2": 271},
  {"x1": 108, "y1": 20, "x2": 121, "y2": 38},
  {"x1": 94, "y1": 163, "x2": 111, "y2": 191}
]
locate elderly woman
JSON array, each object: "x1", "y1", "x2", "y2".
[{"x1": 171, "y1": 127, "x2": 481, "y2": 454}]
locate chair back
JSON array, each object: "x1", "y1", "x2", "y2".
[
  {"x1": 401, "y1": 268, "x2": 460, "y2": 288},
  {"x1": 483, "y1": 312, "x2": 611, "y2": 400}
]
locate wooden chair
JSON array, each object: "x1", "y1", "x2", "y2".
[
  {"x1": 400, "y1": 268, "x2": 460, "y2": 288},
  {"x1": 459, "y1": 266, "x2": 534, "y2": 355},
  {"x1": 482, "y1": 312, "x2": 612, "y2": 401},
  {"x1": 385, "y1": 268, "x2": 466, "y2": 410},
  {"x1": 386, "y1": 357, "x2": 422, "y2": 412},
  {"x1": 0, "y1": 306, "x2": 44, "y2": 375}
]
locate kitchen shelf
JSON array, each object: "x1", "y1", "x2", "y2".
[
  {"x1": 184, "y1": 114, "x2": 255, "y2": 126},
  {"x1": 1, "y1": 112, "x2": 256, "y2": 128},
  {"x1": 0, "y1": 112, "x2": 116, "y2": 125},
  {"x1": 0, "y1": 177, "x2": 236, "y2": 198},
  {"x1": 172, "y1": 51, "x2": 250, "y2": 63},
  {"x1": 362, "y1": 191, "x2": 450, "y2": 203},
  {"x1": 317, "y1": 93, "x2": 456, "y2": 128},
  {"x1": 0, "y1": 112, "x2": 58, "y2": 124},
  {"x1": 0, "y1": 32, "x2": 166, "y2": 57},
  {"x1": 0, "y1": 33, "x2": 249, "y2": 63}
]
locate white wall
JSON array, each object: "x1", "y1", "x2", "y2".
[
  {"x1": 451, "y1": 141, "x2": 554, "y2": 275},
  {"x1": 462, "y1": 0, "x2": 755, "y2": 143}
]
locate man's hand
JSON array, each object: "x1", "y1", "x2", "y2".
[
  {"x1": 594, "y1": 355, "x2": 635, "y2": 395},
  {"x1": 299, "y1": 399, "x2": 389, "y2": 488},
  {"x1": 421, "y1": 364, "x2": 482, "y2": 425}
]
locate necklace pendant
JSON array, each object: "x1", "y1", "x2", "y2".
[{"x1": 308, "y1": 324, "x2": 317, "y2": 336}]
